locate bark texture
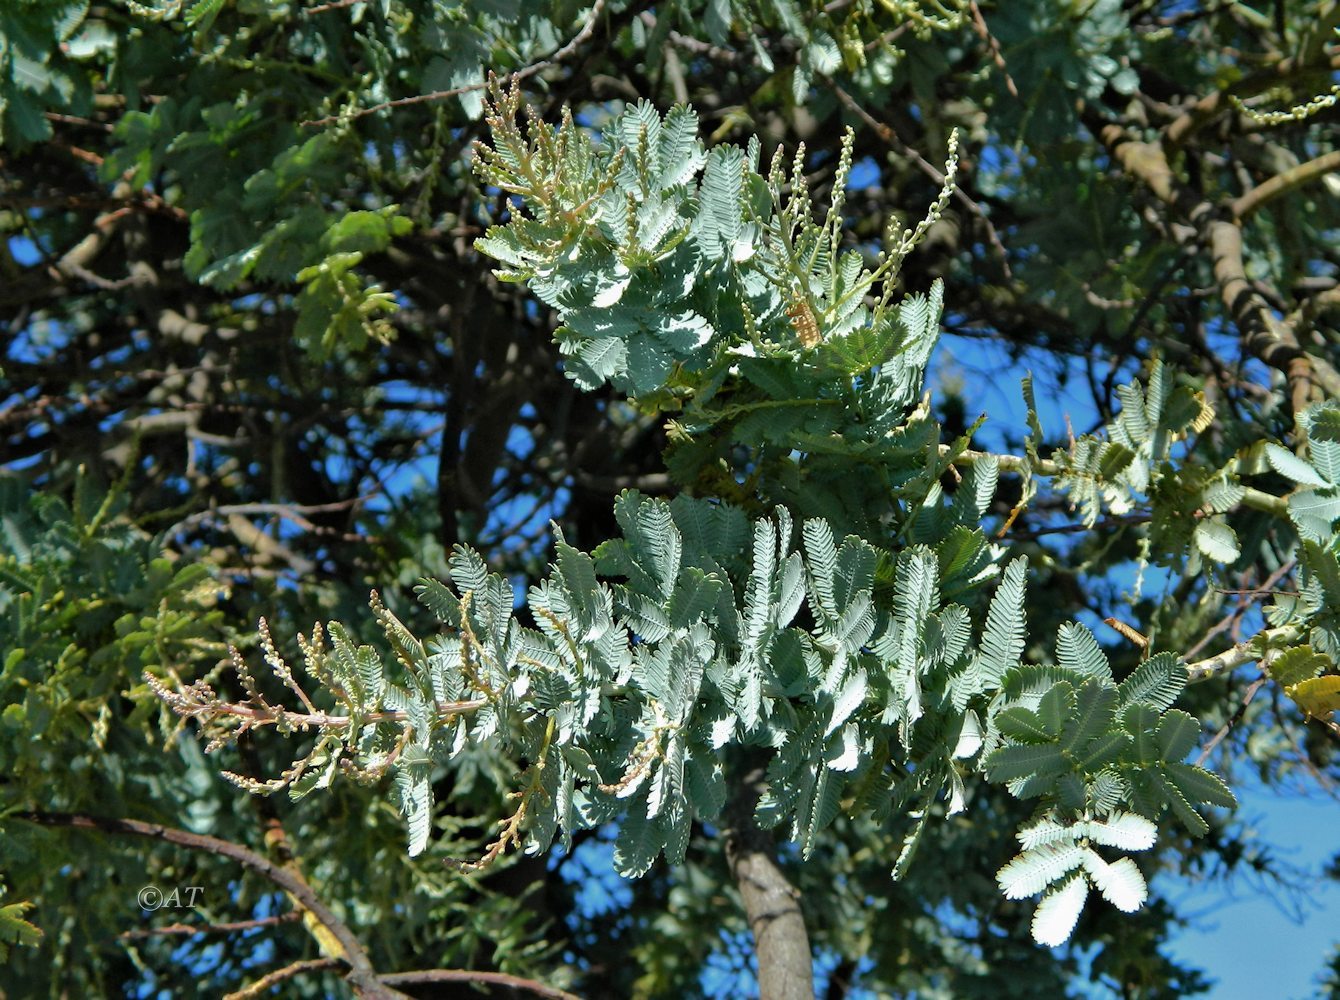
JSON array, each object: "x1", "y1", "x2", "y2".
[{"x1": 723, "y1": 764, "x2": 814, "y2": 1000}]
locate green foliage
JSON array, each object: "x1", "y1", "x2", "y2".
[
  {"x1": 179, "y1": 494, "x2": 1011, "y2": 875},
  {"x1": 154, "y1": 77, "x2": 1340, "y2": 953},
  {"x1": 472, "y1": 80, "x2": 957, "y2": 404},
  {"x1": 0, "y1": 883, "x2": 41, "y2": 962},
  {"x1": 0, "y1": 469, "x2": 229, "y2": 792},
  {"x1": 471, "y1": 84, "x2": 975, "y2": 554},
  {"x1": 0, "y1": 469, "x2": 235, "y2": 977},
  {"x1": 9, "y1": 0, "x2": 1340, "y2": 994},
  {"x1": 0, "y1": 0, "x2": 89, "y2": 146},
  {"x1": 1045, "y1": 361, "x2": 1214, "y2": 528},
  {"x1": 986, "y1": 633, "x2": 1234, "y2": 942},
  {"x1": 183, "y1": 491, "x2": 1234, "y2": 946},
  {"x1": 0, "y1": 469, "x2": 565, "y2": 994},
  {"x1": 170, "y1": 449, "x2": 1262, "y2": 953}
]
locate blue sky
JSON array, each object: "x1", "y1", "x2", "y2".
[
  {"x1": 8, "y1": 158, "x2": 1339, "y2": 994},
  {"x1": 1164, "y1": 781, "x2": 1338, "y2": 999},
  {"x1": 921, "y1": 335, "x2": 1339, "y2": 1000}
]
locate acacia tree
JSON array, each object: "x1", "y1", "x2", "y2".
[{"x1": 2, "y1": 2, "x2": 1339, "y2": 998}]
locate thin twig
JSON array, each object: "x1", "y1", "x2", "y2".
[
  {"x1": 1003, "y1": 513, "x2": 1150, "y2": 541},
  {"x1": 14, "y1": 811, "x2": 407, "y2": 1000},
  {"x1": 379, "y1": 969, "x2": 583, "y2": 1000},
  {"x1": 829, "y1": 82, "x2": 1013, "y2": 279},
  {"x1": 967, "y1": 1, "x2": 1018, "y2": 97},
  {"x1": 301, "y1": 0, "x2": 608, "y2": 127},
  {"x1": 118, "y1": 911, "x2": 301, "y2": 939},
  {"x1": 224, "y1": 958, "x2": 342, "y2": 1000},
  {"x1": 1232, "y1": 149, "x2": 1340, "y2": 220},
  {"x1": 165, "y1": 498, "x2": 370, "y2": 537},
  {"x1": 1185, "y1": 559, "x2": 1297, "y2": 661},
  {"x1": 43, "y1": 111, "x2": 115, "y2": 132},
  {"x1": 1271, "y1": 689, "x2": 1340, "y2": 794},
  {"x1": 1195, "y1": 676, "x2": 1266, "y2": 767},
  {"x1": 304, "y1": 0, "x2": 363, "y2": 12}
]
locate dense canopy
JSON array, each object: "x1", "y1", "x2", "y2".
[{"x1": 2, "y1": 1, "x2": 1339, "y2": 997}]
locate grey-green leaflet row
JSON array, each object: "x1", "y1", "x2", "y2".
[{"x1": 152, "y1": 80, "x2": 1340, "y2": 949}]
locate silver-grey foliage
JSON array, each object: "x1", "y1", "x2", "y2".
[{"x1": 152, "y1": 85, "x2": 1340, "y2": 947}]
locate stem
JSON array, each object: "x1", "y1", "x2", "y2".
[
  {"x1": 15, "y1": 811, "x2": 407, "y2": 1000},
  {"x1": 1183, "y1": 623, "x2": 1303, "y2": 682},
  {"x1": 946, "y1": 446, "x2": 1292, "y2": 516},
  {"x1": 378, "y1": 969, "x2": 582, "y2": 1000},
  {"x1": 1233, "y1": 150, "x2": 1340, "y2": 219},
  {"x1": 16, "y1": 811, "x2": 574, "y2": 999},
  {"x1": 722, "y1": 760, "x2": 814, "y2": 1000}
]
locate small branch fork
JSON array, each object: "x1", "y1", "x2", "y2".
[
  {"x1": 149, "y1": 592, "x2": 551, "y2": 874},
  {"x1": 1194, "y1": 676, "x2": 1267, "y2": 768},
  {"x1": 1084, "y1": 101, "x2": 1340, "y2": 412},
  {"x1": 301, "y1": 0, "x2": 610, "y2": 127},
  {"x1": 146, "y1": 615, "x2": 485, "y2": 796},
  {"x1": 1185, "y1": 559, "x2": 1298, "y2": 662},
  {"x1": 15, "y1": 811, "x2": 403, "y2": 1000},
  {"x1": 454, "y1": 713, "x2": 559, "y2": 871},
  {"x1": 14, "y1": 811, "x2": 578, "y2": 1000},
  {"x1": 1183, "y1": 624, "x2": 1304, "y2": 683}
]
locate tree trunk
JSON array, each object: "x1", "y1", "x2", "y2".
[{"x1": 723, "y1": 762, "x2": 814, "y2": 1000}]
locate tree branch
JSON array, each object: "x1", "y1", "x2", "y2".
[
  {"x1": 1087, "y1": 117, "x2": 1340, "y2": 407},
  {"x1": 223, "y1": 958, "x2": 342, "y2": 1000},
  {"x1": 1232, "y1": 149, "x2": 1340, "y2": 219},
  {"x1": 1194, "y1": 676, "x2": 1267, "y2": 767},
  {"x1": 1165, "y1": 47, "x2": 1340, "y2": 147},
  {"x1": 164, "y1": 498, "x2": 370, "y2": 538},
  {"x1": 378, "y1": 969, "x2": 582, "y2": 999},
  {"x1": 14, "y1": 811, "x2": 408, "y2": 1000},
  {"x1": 945, "y1": 445, "x2": 1291, "y2": 517},
  {"x1": 1206, "y1": 213, "x2": 1340, "y2": 407},
  {"x1": 1183, "y1": 624, "x2": 1303, "y2": 682},
  {"x1": 302, "y1": 0, "x2": 611, "y2": 127},
  {"x1": 723, "y1": 760, "x2": 813, "y2": 1000}
]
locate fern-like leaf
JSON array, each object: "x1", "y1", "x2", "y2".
[
  {"x1": 1117, "y1": 652, "x2": 1185, "y2": 711},
  {"x1": 1032, "y1": 874, "x2": 1089, "y2": 946},
  {"x1": 978, "y1": 557, "x2": 1027, "y2": 686},
  {"x1": 997, "y1": 843, "x2": 1086, "y2": 899},
  {"x1": 1055, "y1": 622, "x2": 1111, "y2": 681},
  {"x1": 693, "y1": 146, "x2": 745, "y2": 260}
]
